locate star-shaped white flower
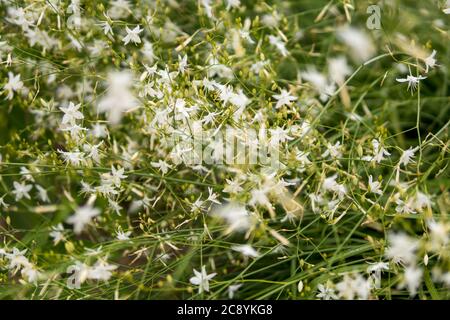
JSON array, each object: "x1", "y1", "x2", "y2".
[
  {"x1": 231, "y1": 244, "x2": 260, "y2": 258},
  {"x1": 396, "y1": 73, "x2": 426, "y2": 92},
  {"x1": 272, "y1": 89, "x2": 297, "y2": 109},
  {"x1": 66, "y1": 204, "x2": 101, "y2": 234},
  {"x1": 399, "y1": 146, "x2": 418, "y2": 167},
  {"x1": 424, "y1": 50, "x2": 437, "y2": 72},
  {"x1": 12, "y1": 181, "x2": 32, "y2": 201},
  {"x1": 4, "y1": 72, "x2": 24, "y2": 100},
  {"x1": 368, "y1": 175, "x2": 382, "y2": 195},
  {"x1": 122, "y1": 25, "x2": 143, "y2": 45},
  {"x1": 151, "y1": 160, "x2": 172, "y2": 175},
  {"x1": 60, "y1": 101, "x2": 84, "y2": 125},
  {"x1": 189, "y1": 265, "x2": 216, "y2": 293},
  {"x1": 116, "y1": 229, "x2": 132, "y2": 241}
]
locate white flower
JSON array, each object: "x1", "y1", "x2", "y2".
[
  {"x1": 322, "y1": 174, "x2": 347, "y2": 199},
  {"x1": 155, "y1": 67, "x2": 176, "y2": 87},
  {"x1": 301, "y1": 67, "x2": 335, "y2": 102},
  {"x1": 81, "y1": 180, "x2": 94, "y2": 194},
  {"x1": 336, "y1": 273, "x2": 372, "y2": 300},
  {"x1": 12, "y1": 181, "x2": 32, "y2": 201},
  {"x1": 268, "y1": 35, "x2": 288, "y2": 57},
  {"x1": 400, "y1": 266, "x2": 422, "y2": 296},
  {"x1": 249, "y1": 188, "x2": 271, "y2": 207},
  {"x1": 5, "y1": 247, "x2": 29, "y2": 271},
  {"x1": 368, "y1": 261, "x2": 390, "y2": 274},
  {"x1": 217, "y1": 84, "x2": 234, "y2": 104},
  {"x1": 95, "y1": 181, "x2": 119, "y2": 197},
  {"x1": 371, "y1": 139, "x2": 391, "y2": 162},
  {"x1": 272, "y1": 89, "x2": 297, "y2": 109},
  {"x1": 399, "y1": 146, "x2": 418, "y2": 167},
  {"x1": 231, "y1": 244, "x2": 260, "y2": 258},
  {"x1": 109, "y1": 166, "x2": 127, "y2": 188},
  {"x1": 367, "y1": 262, "x2": 389, "y2": 289},
  {"x1": 223, "y1": 179, "x2": 243, "y2": 194},
  {"x1": 207, "y1": 187, "x2": 220, "y2": 204},
  {"x1": 228, "y1": 284, "x2": 242, "y2": 299},
  {"x1": 328, "y1": 56, "x2": 352, "y2": 84},
  {"x1": 412, "y1": 191, "x2": 432, "y2": 212},
  {"x1": 385, "y1": 232, "x2": 418, "y2": 265},
  {"x1": 368, "y1": 175, "x2": 383, "y2": 195},
  {"x1": 212, "y1": 202, "x2": 252, "y2": 233},
  {"x1": 3, "y1": 72, "x2": 23, "y2": 100},
  {"x1": 0, "y1": 195, "x2": 9, "y2": 209},
  {"x1": 321, "y1": 141, "x2": 343, "y2": 159},
  {"x1": 151, "y1": 160, "x2": 172, "y2": 175},
  {"x1": 21, "y1": 264, "x2": 41, "y2": 283},
  {"x1": 68, "y1": 258, "x2": 117, "y2": 286},
  {"x1": 173, "y1": 98, "x2": 192, "y2": 121},
  {"x1": 230, "y1": 89, "x2": 250, "y2": 118},
  {"x1": 428, "y1": 220, "x2": 449, "y2": 250},
  {"x1": 7, "y1": 7, "x2": 34, "y2": 30},
  {"x1": 225, "y1": 0, "x2": 241, "y2": 10},
  {"x1": 36, "y1": 184, "x2": 50, "y2": 202},
  {"x1": 250, "y1": 60, "x2": 269, "y2": 74},
  {"x1": 178, "y1": 54, "x2": 188, "y2": 74},
  {"x1": 67, "y1": 261, "x2": 91, "y2": 286},
  {"x1": 200, "y1": 0, "x2": 214, "y2": 18},
  {"x1": 67, "y1": 0, "x2": 81, "y2": 14},
  {"x1": 202, "y1": 111, "x2": 219, "y2": 125},
  {"x1": 90, "y1": 123, "x2": 108, "y2": 138},
  {"x1": 58, "y1": 149, "x2": 86, "y2": 166},
  {"x1": 116, "y1": 229, "x2": 132, "y2": 240},
  {"x1": 395, "y1": 198, "x2": 417, "y2": 215},
  {"x1": 97, "y1": 71, "x2": 138, "y2": 124},
  {"x1": 142, "y1": 42, "x2": 156, "y2": 63},
  {"x1": 84, "y1": 141, "x2": 103, "y2": 164},
  {"x1": 262, "y1": 11, "x2": 281, "y2": 28},
  {"x1": 49, "y1": 224, "x2": 65, "y2": 245},
  {"x1": 316, "y1": 283, "x2": 338, "y2": 300},
  {"x1": 66, "y1": 204, "x2": 101, "y2": 234},
  {"x1": 85, "y1": 246, "x2": 103, "y2": 256},
  {"x1": 88, "y1": 260, "x2": 117, "y2": 281},
  {"x1": 424, "y1": 50, "x2": 437, "y2": 72},
  {"x1": 61, "y1": 124, "x2": 87, "y2": 140},
  {"x1": 60, "y1": 101, "x2": 84, "y2": 125},
  {"x1": 190, "y1": 196, "x2": 205, "y2": 213},
  {"x1": 444, "y1": 2, "x2": 450, "y2": 14},
  {"x1": 295, "y1": 150, "x2": 311, "y2": 169},
  {"x1": 189, "y1": 265, "x2": 216, "y2": 293},
  {"x1": 122, "y1": 25, "x2": 143, "y2": 45},
  {"x1": 438, "y1": 271, "x2": 450, "y2": 286},
  {"x1": 108, "y1": 198, "x2": 123, "y2": 215},
  {"x1": 396, "y1": 74, "x2": 427, "y2": 92},
  {"x1": 269, "y1": 127, "x2": 293, "y2": 147},
  {"x1": 337, "y1": 26, "x2": 375, "y2": 62},
  {"x1": 239, "y1": 19, "x2": 254, "y2": 44},
  {"x1": 108, "y1": 0, "x2": 131, "y2": 19},
  {"x1": 99, "y1": 21, "x2": 113, "y2": 36},
  {"x1": 322, "y1": 175, "x2": 338, "y2": 191},
  {"x1": 206, "y1": 56, "x2": 233, "y2": 78},
  {"x1": 362, "y1": 139, "x2": 391, "y2": 163}
]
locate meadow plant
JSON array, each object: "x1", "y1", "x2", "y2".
[{"x1": 0, "y1": 0, "x2": 449, "y2": 300}]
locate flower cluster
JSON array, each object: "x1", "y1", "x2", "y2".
[{"x1": 0, "y1": 0, "x2": 448, "y2": 300}]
